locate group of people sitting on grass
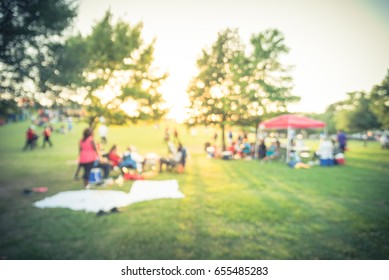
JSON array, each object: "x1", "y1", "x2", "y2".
[
  {"x1": 205, "y1": 136, "x2": 281, "y2": 162},
  {"x1": 107, "y1": 145, "x2": 145, "y2": 173},
  {"x1": 204, "y1": 131, "x2": 347, "y2": 170},
  {"x1": 76, "y1": 127, "x2": 187, "y2": 188},
  {"x1": 310, "y1": 137, "x2": 346, "y2": 166}
]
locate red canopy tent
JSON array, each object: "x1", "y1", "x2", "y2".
[
  {"x1": 259, "y1": 114, "x2": 326, "y2": 130},
  {"x1": 257, "y1": 114, "x2": 326, "y2": 161}
]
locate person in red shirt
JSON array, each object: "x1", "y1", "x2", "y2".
[
  {"x1": 78, "y1": 128, "x2": 99, "y2": 187},
  {"x1": 23, "y1": 126, "x2": 38, "y2": 150},
  {"x1": 108, "y1": 145, "x2": 121, "y2": 167},
  {"x1": 42, "y1": 126, "x2": 53, "y2": 148}
]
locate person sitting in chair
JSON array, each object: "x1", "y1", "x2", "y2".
[
  {"x1": 262, "y1": 140, "x2": 280, "y2": 162},
  {"x1": 159, "y1": 143, "x2": 184, "y2": 172}
]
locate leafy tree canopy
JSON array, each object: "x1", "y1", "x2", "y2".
[
  {"x1": 186, "y1": 28, "x2": 298, "y2": 149},
  {"x1": 327, "y1": 91, "x2": 380, "y2": 133},
  {"x1": 44, "y1": 10, "x2": 168, "y2": 127},
  {"x1": 0, "y1": 0, "x2": 77, "y2": 98},
  {"x1": 370, "y1": 69, "x2": 389, "y2": 129}
]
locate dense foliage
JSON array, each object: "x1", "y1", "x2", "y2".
[{"x1": 0, "y1": 0, "x2": 77, "y2": 98}]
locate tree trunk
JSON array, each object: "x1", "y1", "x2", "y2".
[
  {"x1": 221, "y1": 123, "x2": 226, "y2": 151},
  {"x1": 88, "y1": 115, "x2": 97, "y2": 130},
  {"x1": 254, "y1": 125, "x2": 259, "y2": 159}
]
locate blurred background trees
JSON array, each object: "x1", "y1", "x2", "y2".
[
  {"x1": 0, "y1": 0, "x2": 77, "y2": 98},
  {"x1": 186, "y1": 28, "x2": 299, "y2": 149},
  {"x1": 0, "y1": 0, "x2": 388, "y2": 136},
  {"x1": 43, "y1": 10, "x2": 168, "y2": 128}
]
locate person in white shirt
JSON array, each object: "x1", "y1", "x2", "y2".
[
  {"x1": 315, "y1": 138, "x2": 334, "y2": 160},
  {"x1": 98, "y1": 124, "x2": 108, "y2": 145}
]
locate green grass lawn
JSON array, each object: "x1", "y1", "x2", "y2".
[{"x1": 0, "y1": 121, "x2": 388, "y2": 260}]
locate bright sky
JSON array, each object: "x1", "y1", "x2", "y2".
[{"x1": 75, "y1": 0, "x2": 389, "y2": 121}]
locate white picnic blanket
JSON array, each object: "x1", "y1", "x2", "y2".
[{"x1": 34, "y1": 180, "x2": 184, "y2": 213}]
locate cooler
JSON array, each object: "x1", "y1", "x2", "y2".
[
  {"x1": 320, "y1": 158, "x2": 334, "y2": 167},
  {"x1": 89, "y1": 168, "x2": 102, "y2": 183},
  {"x1": 336, "y1": 158, "x2": 345, "y2": 165}
]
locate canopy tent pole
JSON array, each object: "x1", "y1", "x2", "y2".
[
  {"x1": 254, "y1": 129, "x2": 259, "y2": 159},
  {"x1": 254, "y1": 125, "x2": 263, "y2": 159},
  {"x1": 286, "y1": 126, "x2": 291, "y2": 163},
  {"x1": 324, "y1": 126, "x2": 328, "y2": 138}
]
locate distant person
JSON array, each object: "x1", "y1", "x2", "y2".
[
  {"x1": 288, "y1": 151, "x2": 310, "y2": 169},
  {"x1": 380, "y1": 134, "x2": 388, "y2": 149},
  {"x1": 56, "y1": 122, "x2": 66, "y2": 134},
  {"x1": 332, "y1": 139, "x2": 342, "y2": 156},
  {"x1": 108, "y1": 145, "x2": 121, "y2": 167},
  {"x1": 228, "y1": 129, "x2": 233, "y2": 144},
  {"x1": 159, "y1": 143, "x2": 184, "y2": 172},
  {"x1": 258, "y1": 139, "x2": 267, "y2": 159},
  {"x1": 23, "y1": 126, "x2": 38, "y2": 150},
  {"x1": 337, "y1": 130, "x2": 347, "y2": 153},
  {"x1": 98, "y1": 123, "x2": 108, "y2": 145},
  {"x1": 119, "y1": 148, "x2": 138, "y2": 171},
  {"x1": 126, "y1": 145, "x2": 145, "y2": 173},
  {"x1": 262, "y1": 140, "x2": 280, "y2": 162},
  {"x1": 312, "y1": 137, "x2": 334, "y2": 161},
  {"x1": 213, "y1": 132, "x2": 218, "y2": 144},
  {"x1": 180, "y1": 143, "x2": 188, "y2": 170},
  {"x1": 164, "y1": 127, "x2": 170, "y2": 142},
  {"x1": 173, "y1": 128, "x2": 179, "y2": 144},
  {"x1": 67, "y1": 116, "x2": 73, "y2": 133},
  {"x1": 227, "y1": 141, "x2": 236, "y2": 155},
  {"x1": 95, "y1": 143, "x2": 112, "y2": 180},
  {"x1": 241, "y1": 138, "x2": 251, "y2": 158},
  {"x1": 78, "y1": 128, "x2": 99, "y2": 187},
  {"x1": 42, "y1": 125, "x2": 53, "y2": 148}
]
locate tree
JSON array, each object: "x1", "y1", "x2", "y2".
[
  {"x1": 186, "y1": 29, "x2": 244, "y2": 150},
  {"x1": 45, "y1": 11, "x2": 168, "y2": 128},
  {"x1": 331, "y1": 91, "x2": 380, "y2": 132},
  {"x1": 235, "y1": 29, "x2": 299, "y2": 129},
  {"x1": 186, "y1": 28, "x2": 298, "y2": 150},
  {"x1": 309, "y1": 107, "x2": 336, "y2": 134},
  {"x1": 0, "y1": 0, "x2": 77, "y2": 99},
  {"x1": 370, "y1": 69, "x2": 389, "y2": 129}
]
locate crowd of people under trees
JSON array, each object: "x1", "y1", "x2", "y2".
[
  {"x1": 21, "y1": 110, "x2": 389, "y2": 188},
  {"x1": 203, "y1": 128, "x2": 389, "y2": 170}
]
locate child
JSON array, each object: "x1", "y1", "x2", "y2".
[{"x1": 42, "y1": 125, "x2": 53, "y2": 147}]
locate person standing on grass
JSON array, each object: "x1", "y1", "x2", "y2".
[
  {"x1": 78, "y1": 128, "x2": 99, "y2": 187},
  {"x1": 173, "y1": 128, "x2": 179, "y2": 144},
  {"x1": 23, "y1": 126, "x2": 38, "y2": 150},
  {"x1": 42, "y1": 125, "x2": 53, "y2": 148},
  {"x1": 67, "y1": 116, "x2": 73, "y2": 133},
  {"x1": 337, "y1": 130, "x2": 347, "y2": 153},
  {"x1": 213, "y1": 132, "x2": 218, "y2": 144},
  {"x1": 98, "y1": 123, "x2": 108, "y2": 145}
]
